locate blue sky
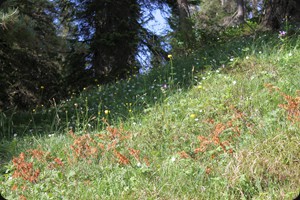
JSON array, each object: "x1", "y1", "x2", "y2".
[
  {"x1": 138, "y1": 7, "x2": 171, "y2": 71},
  {"x1": 146, "y1": 8, "x2": 170, "y2": 35}
]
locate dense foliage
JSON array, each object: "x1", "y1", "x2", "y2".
[{"x1": 0, "y1": 0, "x2": 65, "y2": 109}]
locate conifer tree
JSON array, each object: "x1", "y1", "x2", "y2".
[{"x1": 0, "y1": 0, "x2": 65, "y2": 109}]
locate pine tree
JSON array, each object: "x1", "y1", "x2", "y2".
[{"x1": 0, "y1": 0, "x2": 66, "y2": 109}]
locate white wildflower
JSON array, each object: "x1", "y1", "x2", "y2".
[{"x1": 171, "y1": 157, "x2": 176, "y2": 162}]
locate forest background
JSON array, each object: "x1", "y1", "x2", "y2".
[{"x1": 0, "y1": 0, "x2": 299, "y2": 111}]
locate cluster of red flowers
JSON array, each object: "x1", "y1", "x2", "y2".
[
  {"x1": 279, "y1": 93, "x2": 300, "y2": 123},
  {"x1": 68, "y1": 122, "x2": 149, "y2": 166},
  {"x1": 178, "y1": 106, "x2": 253, "y2": 175},
  {"x1": 194, "y1": 107, "x2": 246, "y2": 156},
  {"x1": 12, "y1": 152, "x2": 40, "y2": 183},
  {"x1": 69, "y1": 130, "x2": 99, "y2": 161},
  {"x1": 11, "y1": 147, "x2": 64, "y2": 197},
  {"x1": 114, "y1": 150, "x2": 130, "y2": 165},
  {"x1": 265, "y1": 83, "x2": 300, "y2": 123}
]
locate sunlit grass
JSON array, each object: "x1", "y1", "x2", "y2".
[{"x1": 1, "y1": 31, "x2": 300, "y2": 199}]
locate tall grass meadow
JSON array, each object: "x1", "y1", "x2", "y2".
[{"x1": 1, "y1": 30, "x2": 300, "y2": 199}]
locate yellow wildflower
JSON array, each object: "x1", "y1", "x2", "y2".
[
  {"x1": 190, "y1": 114, "x2": 196, "y2": 119},
  {"x1": 197, "y1": 85, "x2": 203, "y2": 89}
]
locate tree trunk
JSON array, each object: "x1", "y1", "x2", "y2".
[
  {"x1": 177, "y1": 0, "x2": 190, "y2": 29},
  {"x1": 262, "y1": 0, "x2": 279, "y2": 29},
  {"x1": 176, "y1": 0, "x2": 193, "y2": 46},
  {"x1": 252, "y1": 0, "x2": 258, "y2": 16},
  {"x1": 0, "y1": 0, "x2": 6, "y2": 7},
  {"x1": 221, "y1": 0, "x2": 226, "y2": 7},
  {"x1": 236, "y1": 0, "x2": 245, "y2": 23},
  {"x1": 261, "y1": 0, "x2": 296, "y2": 30},
  {"x1": 290, "y1": 0, "x2": 300, "y2": 23},
  {"x1": 177, "y1": 0, "x2": 189, "y2": 17}
]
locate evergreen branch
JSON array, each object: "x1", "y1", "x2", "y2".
[{"x1": 0, "y1": 8, "x2": 19, "y2": 30}]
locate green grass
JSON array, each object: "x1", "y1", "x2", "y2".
[{"x1": 1, "y1": 31, "x2": 300, "y2": 199}]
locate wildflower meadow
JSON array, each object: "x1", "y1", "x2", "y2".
[{"x1": 1, "y1": 31, "x2": 300, "y2": 199}]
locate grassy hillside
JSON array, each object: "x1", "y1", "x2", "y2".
[{"x1": 1, "y1": 32, "x2": 300, "y2": 199}]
